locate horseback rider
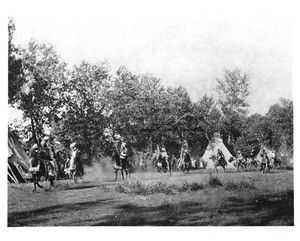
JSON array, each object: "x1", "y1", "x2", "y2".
[
  {"x1": 183, "y1": 149, "x2": 191, "y2": 170},
  {"x1": 40, "y1": 136, "x2": 58, "y2": 178},
  {"x1": 29, "y1": 143, "x2": 40, "y2": 172},
  {"x1": 120, "y1": 142, "x2": 128, "y2": 170},
  {"x1": 270, "y1": 150, "x2": 276, "y2": 167},
  {"x1": 217, "y1": 149, "x2": 225, "y2": 161},
  {"x1": 260, "y1": 148, "x2": 268, "y2": 172},
  {"x1": 249, "y1": 148, "x2": 258, "y2": 168},
  {"x1": 236, "y1": 150, "x2": 243, "y2": 164},
  {"x1": 160, "y1": 147, "x2": 169, "y2": 172},
  {"x1": 68, "y1": 142, "x2": 84, "y2": 178},
  {"x1": 171, "y1": 155, "x2": 177, "y2": 170}
]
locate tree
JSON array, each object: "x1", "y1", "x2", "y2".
[
  {"x1": 216, "y1": 68, "x2": 250, "y2": 115},
  {"x1": 233, "y1": 114, "x2": 267, "y2": 156},
  {"x1": 16, "y1": 40, "x2": 67, "y2": 144},
  {"x1": 8, "y1": 17, "x2": 23, "y2": 104},
  {"x1": 52, "y1": 60, "x2": 112, "y2": 158},
  {"x1": 266, "y1": 98, "x2": 293, "y2": 152},
  {"x1": 216, "y1": 68, "x2": 250, "y2": 145},
  {"x1": 190, "y1": 95, "x2": 221, "y2": 157}
]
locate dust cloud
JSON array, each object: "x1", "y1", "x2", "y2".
[{"x1": 83, "y1": 158, "x2": 113, "y2": 183}]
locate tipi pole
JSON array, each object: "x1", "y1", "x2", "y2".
[
  {"x1": 8, "y1": 171, "x2": 17, "y2": 183},
  {"x1": 7, "y1": 164, "x2": 18, "y2": 184},
  {"x1": 8, "y1": 163, "x2": 19, "y2": 184}
]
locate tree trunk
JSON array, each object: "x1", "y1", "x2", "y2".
[{"x1": 30, "y1": 118, "x2": 38, "y2": 144}]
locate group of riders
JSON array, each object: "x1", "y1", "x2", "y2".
[
  {"x1": 28, "y1": 136, "x2": 83, "y2": 191},
  {"x1": 154, "y1": 146, "x2": 192, "y2": 174},
  {"x1": 28, "y1": 134, "x2": 282, "y2": 190},
  {"x1": 154, "y1": 145, "x2": 281, "y2": 174},
  {"x1": 233, "y1": 148, "x2": 281, "y2": 173}
]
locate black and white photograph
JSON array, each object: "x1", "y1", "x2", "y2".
[{"x1": 4, "y1": 0, "x2": 297, "y2": 229}]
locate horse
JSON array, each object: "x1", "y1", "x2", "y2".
[
  {"x1": 209, "y1": 154, "x2": 227, "y2": 173},
  {"x1": 191, "y1": 159, "x2": 200, "y2": 169},
  {"x1": 156, "y1": 153, "x2": 169, "y2": 173},
  {"x1": 228, "y1": 156, "x2": 247, "y2": 172},
  {"x1": 177, "y1": 152, "x2": 192, "y2": 174},
  {"x1": 247, "y1": 157, "x2": 259, "y2": 170},
  {"x1": 170, "y1": 156, "x2": 178, "y2": 171},
  {"x1": 273, "y1": 157, "x2": 282, "y2": 169},
  {"x1": 259, "y1": 154, "x2": 272, "y2": 173},
  {"x1": 29, "y1": 159, "x2": 56, "y2": 191},
  {"x1": 55, "y1": 150, "x2": 70, "y2": 179},
  {"x1": 64, "y1": 150, "x2": 84, "y2": 182},
  {"x1": 112, "y1": 151, "x2": 129, "y2": 181}
]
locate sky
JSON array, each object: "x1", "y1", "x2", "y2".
[{"x1": 7, "y1": 0, "x2": 294, "y2": 122}]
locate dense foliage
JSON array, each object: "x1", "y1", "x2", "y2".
[{"x1": 8, "y1": 19, "x2": 293, "y2": 164}]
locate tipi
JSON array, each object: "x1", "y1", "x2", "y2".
[
  {"x1": 201, "y1": 132, "x2": 235, "y2": 169},
  {"x1": 8, "y1": 131, "x2": 32, "y2": 183}
]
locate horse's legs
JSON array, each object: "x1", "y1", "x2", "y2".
[
  {"x1": 74, "y1": 173, "x2": 78, "y2": 183},
  {"x1": 121, "y1": 169, "x2": 124, "y2": 180},
  {"x1": 33, "y1": 175, "x2": 43, "y2": 191},
  {"x1": 114, "y1": 169, "x2": 118, "y2": 181},
  {"x1": 36, "y1": 175, "x2": 43, "y2": 189},
  {"x1": 49, "y1": 177, "x2": 54, "y2": 190},
  {"x1": 32, "y1": 176, "x2": 37, "y2": 192},
  {"x1": 223, "y1": 166, "x2": 226, "y2": 173}
]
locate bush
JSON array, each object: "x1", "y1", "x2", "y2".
[
  {"x1": 115, "y1": 183, "x2": 126, "y2": 193},
  {"x1": 149, "y1": 181, "x2": 175, "y2": 195},
  {"x1": 224, "y1": 182, "x2": 238, "y2": 191},
  {"x1": 115, "y1": 181, "x2": 176, "y2": 195},
  {"x1": 177, "y1": 182, "x2": 190, "y2": 192},
  {"x1": 225, "y1": 180, "x2": 256, "y2": 191},
  {"x1": 127, "y1": 180, "x2": 149, "y2": 195},
  {"x1": 189, "y1": 182, "x2": 205, "y2": 191},
  {"x1": 115, "y1": 180, "x2": 207, "y2": 195},
  {"x1": 208, "y1": 176, "x2": 223, "y2": 187}
]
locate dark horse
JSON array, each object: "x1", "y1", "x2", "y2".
[
  {"x1": 112, "y1": 151, "x2": 129, "y2": 181},
  {"x1": 30, "y1": 159, "x2": 56, "y2": 191},
  {"x1": 182, "y1": 152, "x2": 192, "y2": 174},
  {"x1": 156, "y1": 153, "x2": 169, "y2": 173},
  {"x1": 210, "y1": 154, "x2": 227, "y2": 173},
  {"x1": 273, "y1": 157, "x2": 282, "y2": 169}
]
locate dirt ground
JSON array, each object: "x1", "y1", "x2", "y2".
[{"x1": 7, "y1": 168, "x2": 294, "y2": 226}]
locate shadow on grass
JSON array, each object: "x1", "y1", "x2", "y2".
[
  {"x1": 8, "y1": 198, "x2": 114, "y2": 227},
  {"x1": 8, "y1": 190, "x2": 293, "y2": 226},
  {"x1": 88, "y1": 190, "x2": 293, "y2": 226}
]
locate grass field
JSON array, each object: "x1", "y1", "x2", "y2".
[{"x1": 7, "y1": 168, "x2": 293, "y2": 226}]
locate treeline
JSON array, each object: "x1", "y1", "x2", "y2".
[{"x1": 8, "y1": 18, "x2": 293, "y2": 163}]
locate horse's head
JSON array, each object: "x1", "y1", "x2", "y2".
[
  {"x1": 112, "y1": 151, "x2": 119, "y2": 159},
  {"x1": 228, "y1": 157, "x2": 235, "y2": 163},
  {"x1": 209, "y1": 154, "x2": 217, "y2": 160}
]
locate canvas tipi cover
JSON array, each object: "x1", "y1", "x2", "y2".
[
  {"x1": 201, "y1": 133, "x2": 235, "y2": 169},
  {"x1": 8, "y1": 131, "x2": 31, "y2": 183}
]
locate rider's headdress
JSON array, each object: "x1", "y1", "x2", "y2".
[
  {"x1": 70, "y1": 142, "x2": 76, "y2": 148},
  {"x1": 32, "y1": 143, "x2": 38, "y2": 150}
]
